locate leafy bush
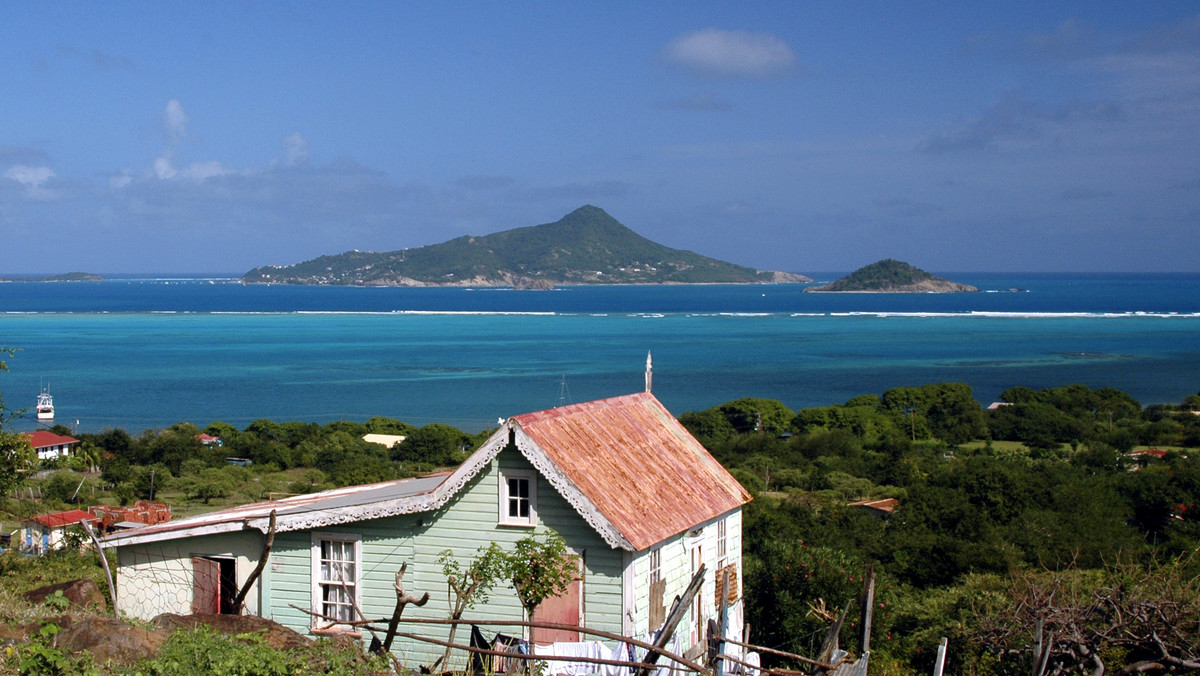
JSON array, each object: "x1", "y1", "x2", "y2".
[{"x1": 132, "y1": 625, "x2": 391, "y2": 676}]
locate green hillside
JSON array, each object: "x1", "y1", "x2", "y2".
[{"x1": 242, "y1": 206, "x2": 809, "y2": 286}]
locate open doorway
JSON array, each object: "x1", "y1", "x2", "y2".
[{"x1": 192, "y1": 556, "x2": 238, "y2": 615}]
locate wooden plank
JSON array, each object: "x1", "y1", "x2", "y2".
[{"x1": 860, "y1": 565, "x2": 875, "y2": 655}]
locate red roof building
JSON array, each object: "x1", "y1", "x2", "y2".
[
  {"x1": 23, "y1": 430, "x2": 79, "y2": 461},
  {"x1": 849, "y1": 497, "x2": 900, "y2": 517},
  {"x1": 22, "y1": 509, "x2": 99, "y2": 553},
  {"x1": 511, "y1": 391, "x2": 752, "y2": 550},
  {"x1": 105, "y1": 391, "x2": 752, "y2": 655}
]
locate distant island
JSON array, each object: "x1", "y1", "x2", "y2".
[
  {"x1": 242, "y1": 205, "x2": 812, "y2": 287},
  {"x1": 804, "y1": 259, "x2": 978, "y2": 293},
  {"x1": 0, "y1": 272, "x2": 103, "y2": 282}
]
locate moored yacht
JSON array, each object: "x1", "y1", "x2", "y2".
[{"x1": 36, "y1": 389, "x2": 54, "y2": 420}]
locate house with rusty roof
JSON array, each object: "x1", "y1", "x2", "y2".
[{"x1": 104, "y1": 391, "x2": 751, "y2": 665}]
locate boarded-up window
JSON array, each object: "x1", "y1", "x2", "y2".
[
  {"x1": 648, "y1": 548, "x2": 665, "y2": 631},
  {"x1": 714, "y1": 563, "x2": 739, "y2": 607}
]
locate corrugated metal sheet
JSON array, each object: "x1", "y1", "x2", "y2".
[
  {"x1": 513, "y1": 392, "x2": 751, "y2": 551},
  {"x1": 104, "y1": 472, "x2": 450, "y2": 545},
  {"x1": 828, "y1": 653, "x2": 869, "y2": 676},
  {"x1": 31, "y1": 509, "x2": 97, "y2": 528}
]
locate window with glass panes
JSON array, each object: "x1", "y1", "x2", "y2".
[
  {"x1": 499, "y1": 469, "x2": 536, "y2": 526},
  {"x1": 317, "y1": 537, "x2": 357, "y2": 623}
]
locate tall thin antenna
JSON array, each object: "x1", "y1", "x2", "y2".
[{"x1": 645, "y1": 351, "x2": 653, "y2": 393}]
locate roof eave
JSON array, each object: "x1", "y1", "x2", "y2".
[{"x1": 103, "y1": 519, "x2": 250, "y2": 547}]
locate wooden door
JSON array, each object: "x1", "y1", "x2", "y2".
[
  {"x1": 532, "y1": 555, "x2": 583, "y2": 644},
  {"x1": 192, "y1": 557, "x2": 221, "y2": 615}
]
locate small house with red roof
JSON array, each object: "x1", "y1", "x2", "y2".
[
  {"x1": 23, "y1": 430, "x2": 79, "y2": 461},
  {"x1": 105, "y1": 391, "x2": 751, "y2": 663},
  {"x1": 849, "y1": 497, "x2": 900, "y2": 518},
  {"x1": 23, "y1": 509, "x2": 100, "y2": 554}
]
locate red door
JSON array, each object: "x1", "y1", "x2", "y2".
[
  {"x1": 532, "y1": 558, "x2": 583, "y2": 644},
  {"x1": 192, "y1": 557, "x2": 221, "y2": 615}
]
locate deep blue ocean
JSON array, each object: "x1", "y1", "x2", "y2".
[{"x1": 2, "y1": 273, "x2": 1198, "y2": 434}]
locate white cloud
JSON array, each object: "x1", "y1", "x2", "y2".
[
  {"x1": 177, "y1": 161, "x2": 229, "y2": 181},
  {"x1": 163, "y1": 99, "x2": 188, "y2": 141},
  {"x1": 154, "y1": 157, "x2": 177, "y2": 180},
  {"x1": 3, "y1": 164, "x2": 59, "y2": 200},
  {"x1": 663, "y1": 29, "x2": 797, "y2": 78},
  {"x1": 153, "y1": 157, "x2": 229, "y2": 181},
  {"x1": 109, "y1": 171, "x2": 133, "y2": 189},
  {"x1": 283, "y1": 132, "x2": 310, "y2": 166},
  {"x1": 4, "y1": 164, "x2": 55, "y2": 187}
]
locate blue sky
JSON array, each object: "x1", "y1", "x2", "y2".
[{"x1": 2, "y1": 2, "x2": 1198, "y2": 274}]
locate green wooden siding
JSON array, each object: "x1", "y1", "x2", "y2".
[{"x1": 262, "y1": 443, "x2": 627, "y2": 667}]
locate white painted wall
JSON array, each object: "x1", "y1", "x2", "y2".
[
  {"x1": 115, "y1": 531, "x2": 264, "y2": 620},
  {"x1": 623, "y1": 508, "x2": 743, "y2": 652}
]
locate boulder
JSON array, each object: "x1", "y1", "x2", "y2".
[
  {"x1": 22, "y1": 579, "x2": 107, "y2": 610},
  {"x1": 153, "y1": 613, "x2": 314, "y2": 652},
  {"x1": 55, "y1": 616, "x2": 167, "y2": 664}
]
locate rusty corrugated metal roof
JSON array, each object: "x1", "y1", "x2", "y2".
[
  {"x1": 848, "y1": 497, "x2": 899, "y2": 513},
  {"x1": 513, "y1": 392, "x2": 751, "y2": 551},
  {"x1": 30, "y1": 509, "x2": 97, "y2": 529},
  {"x1": 103, "y1": 471, "x2": 452, "y2": 546}
]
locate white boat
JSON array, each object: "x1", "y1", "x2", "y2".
[{"x1": 36, "y1": 389, "x2": 54, "y2": 420}]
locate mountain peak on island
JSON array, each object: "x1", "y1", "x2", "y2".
[
  {"x1": 242, "y1": 206, "x2": 812, "y2": 287},
  {"x1": 804, "y1": 259, "x2": 978, "y2": 293}
]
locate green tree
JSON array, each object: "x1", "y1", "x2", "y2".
[
  {"x1": 204, "y1": 421, "x2": 239, "y2": 442},
  {"x1": 744, "y1": 539, "x2": 871, "y2": 658},
  {"x1": 180, "y1": 467, "x2": 235, "y2": 503},
  {"x1": 433, "y1": 544, "x2": 508, "y2": 670},
  {"x1": 365, "y1": 416, "x2": 416, "y2": 436},
  {"x1": 0, "y1": 346, "x2": 35, "y2": 493},
  {"x1": 394, "y1": 424, "x2": 471, "y2": 467},
  {"x1": 679, "y1": 408, "x2": 738, "y2": 445},
  {"x1": 93, "y1": 427, "x2": 133, "y2": 456},
  {"x1": 504, "y1": 532, "x2": 579, "y2": 648},
  {"x1": 924, "y1": 383, "x2": 987, "y2": 444},
  {"x1": 718, "y1": 398, "x2": 796, "y2": 435},
  {"x1": 43, "y1": 470, "x2": 85, "y2": 504}
]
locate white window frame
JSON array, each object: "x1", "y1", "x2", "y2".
[
  {"x1": 648, "y1": 547, "x2": 662, "y2": 586},
  {"x1": 311, "y1": 532, "x2": 362, "y2": 632},
  {"x1": 499, "y1": 469, "x2": 537, "y2": 527},
  {"x1": 717, "y1": 519, "x2": 728, "y2": 570}
]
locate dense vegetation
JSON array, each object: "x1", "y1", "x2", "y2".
[
  {"x1": 805, "y1": 258, "x2": 977, "y2": 292},
  {"x1": 3, "y1": 340, "x2": 1199, "y2": 673},
  {"x1": 681, "y1": 384, "x2": 1199, "y2": 674},
  {"x1": 242, "y1": 205, "x2": 794, "y2": 285}
]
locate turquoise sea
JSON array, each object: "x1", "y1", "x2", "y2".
[{"x1": 2, "y1": 273, "x2": 1198, "y2": 434}]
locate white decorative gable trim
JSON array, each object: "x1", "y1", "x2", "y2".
[
  {"x1": 129, "y1": 420, "x2": 635, "y2": 551},
  {"x1": 245, "y1": 424, "x2": 515, "y2": 534},
  {"x1": 510, "y1": 428, "x2": 633, "y2": 551},
  {"x1": 241, "y1": 421, "x2": 633, "y2": 551}
]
